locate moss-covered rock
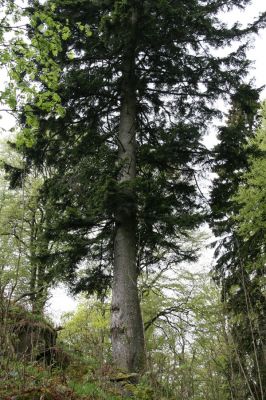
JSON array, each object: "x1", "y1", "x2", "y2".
[{"x1": 1, "y1": 300, "x2": 57, "y2": 363}]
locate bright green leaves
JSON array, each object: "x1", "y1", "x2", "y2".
[
  {"x1": 61, "y1": 25, "x2": 71, "y2": 40},
  {"x1": 17, "y1": 128, "x2": 37, "y2": 149},
  {"x1": 35, "y1": 91, "x2": 65, "y2": 116},
  {"x1": 1, "y1": 85, "x2": 18, "y2": 110},
  {"x1": 234, "y1": 102, "x2": 266, "y2": 250},
  {"x1": 0, "y1": 172, "x2": 42, "y2": 303},
  {"x1": 24, "y1": 7, "x2": 65, "y2": 92},
  {"x1": 60, "y1": 297, "x2": 110, "y2": 363},
  {"x1": 1, "y1": 2, "x2": 68, "y2": 128},
  {"x1": 66, "y1": 50, "x2": 75, "y2": 60},
  {"x1": 76, "y1": 22, "x2": 93, "y2": 37},
  {"x1": 1, "y1": 0, "x2": 97, "y2": 142}
]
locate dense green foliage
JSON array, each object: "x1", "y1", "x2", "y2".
[
  {"x1": 234, "y1": 102, "x2": 266, "y2": 251},
  {"x1": 0, "y1": 166, "x2": 65, "y2": 313},
  {"x1": 210, "y1": 92, "x2": 266, "y2": 399},
  {"x1": 5, "y1": 0, "x2": 265, "y2": 297}
]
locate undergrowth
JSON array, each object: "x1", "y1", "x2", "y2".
[{"x1": 0, "y1": 357, "x2": 161, "y2": 400}]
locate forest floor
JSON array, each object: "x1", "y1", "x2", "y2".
[{"x1": 0, "y1": 358, "x2": 156, "y2": 400}]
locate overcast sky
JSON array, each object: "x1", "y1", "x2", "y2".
[
  {"x1": 0, "y1": 0, "x2": 265, "y2": 321},
  {"x1": 224, "y1": 0, "x2": 266, "y2": 97}
]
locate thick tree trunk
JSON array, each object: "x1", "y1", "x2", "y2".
[{"x1": 111, "y1": 11, "x2": 145, "y2": 372}]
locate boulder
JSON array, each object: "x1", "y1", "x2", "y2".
[{"x1": 12, "y1": 318, "x2": 57, "y2": 360}]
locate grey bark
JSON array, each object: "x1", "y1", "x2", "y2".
[
  {"x1": 29, "y1": 213, "x2": 48, "y2": 315},
  {"x1": 111, "y1": 8, "x2": 145, "y2": 373}
]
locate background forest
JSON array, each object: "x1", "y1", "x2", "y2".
[{"x1": 0, "y1": 0, "x2": 265, "y2": 399}]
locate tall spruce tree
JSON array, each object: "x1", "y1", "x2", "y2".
[
  {"x1": 210, "y1": 87, "x2": 266, "y2": 399},
  {"x1": 7, "y1": 0, "x2": 266, "y2": 372}
]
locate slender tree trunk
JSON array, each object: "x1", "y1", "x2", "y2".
[
  {"x1": 33, "y1": 263, "x2": 47, "y2": 315},
  {"x1": 30, "y1": 225, "x2": 48, "y2": 315},
  {"x1": 111, "y1": 8, "x2": 145, "y2": 373}
]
